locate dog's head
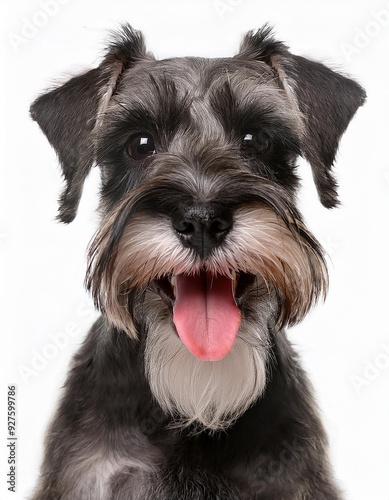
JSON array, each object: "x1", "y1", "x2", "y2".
[{"x1": 31, "y1": 25, "x2": 365, "y2": 430}]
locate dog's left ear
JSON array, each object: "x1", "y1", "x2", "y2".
[
  {"x1": 30, "y1": 24, "x2": 151, "y2": 223},
  {"x1": 238, "y1": 26, "x2": 366, "y2": 208}
]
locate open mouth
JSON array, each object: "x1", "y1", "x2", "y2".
[{"x1": 155, "y1": 270, "x2": 255, "y2": 361}]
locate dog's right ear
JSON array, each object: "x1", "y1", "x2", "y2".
[{"x1": 30, "y1": 24, "x2": 151, "y2": 223}]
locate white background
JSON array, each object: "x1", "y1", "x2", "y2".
[{"x1": 1, "y1": 1, "x2": 388, "y2": 498}]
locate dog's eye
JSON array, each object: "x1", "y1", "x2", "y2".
[
  {"x1": 127, "y1": 133, "x2": 156, "y2": 160},
  {"x1": 240, "y1": 131, "x2": 271, "y2": 157}
]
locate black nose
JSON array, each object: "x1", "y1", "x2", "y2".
[{"x1": 172, "y1": 204, "x2": 233, "y2": 257}]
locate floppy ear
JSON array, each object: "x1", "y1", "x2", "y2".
[
  {"x1": 30, "y1": 24, "x2": 150, "y2": 223},
  {"x1": 238, "y1": 26, "x2": 366, "y2": 208}
]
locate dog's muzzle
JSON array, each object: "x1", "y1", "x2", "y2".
[
  {"x1": 86, "y1": 171, "x2": 328, "y2": 363},
  {"x1": 164, "y1": 203, "x2": 248, "y2": 360}
]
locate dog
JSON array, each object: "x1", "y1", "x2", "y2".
[{"x1": 30, "y1": 24, "x2": 365, "y2": 499}]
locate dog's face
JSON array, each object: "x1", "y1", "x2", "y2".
[{"x1": 31, "y1": 25, "x2": 365, "y2": 430}]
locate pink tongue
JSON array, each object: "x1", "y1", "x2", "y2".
[{"x1": 173, "y1": 272, "x2": 241, "y2": 361}]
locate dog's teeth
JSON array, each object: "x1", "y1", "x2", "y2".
[
  {"x1": 170, "y1": 276, "x2": 177, "y2": 295},
  {"x1": 231, "y1": 272, "x2": 238, "y2": 297}
]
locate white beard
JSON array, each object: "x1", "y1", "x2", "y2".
[{"x1": 144, "y1": 299, "x2": 270, "y2": 431}]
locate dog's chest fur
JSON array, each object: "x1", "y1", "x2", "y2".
[{"x1": 53, "y1": 318, "x2": 322, "y2": 500}]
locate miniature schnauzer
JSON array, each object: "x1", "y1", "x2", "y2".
[{"x1": 30, "y1": 25, "x2": 365, "y2": 499}]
